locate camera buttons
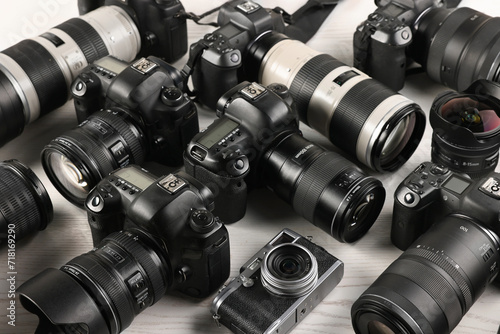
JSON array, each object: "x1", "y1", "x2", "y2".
[
  {"x1": 396, "y1": 188, "x2": 421, "y2": 208},
  {"x1": 190, "y1": 209, "x2": 216, "y2": 233},
  {"x1": 87, "y1": 194, "x2": 104, "y2": 213},
  {"x1": 430, "y1": 164, "x2": 449, "y2": 175}
]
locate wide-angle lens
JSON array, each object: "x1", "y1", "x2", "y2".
[
  {"x1": 263, "y1": 133, "x2": 385, "y2": 243},
  {"x1": 41, "y1": 109, "x2": 146, "y2": 206},
  {"x1": 0, "y1": 5, "x2": 140, "y2": 147},
  {"x1": 414, "y1": 7, "x2": 500, "y2": 91},
  {"x1": 246, "y1": 32, "x2": 426, "y2": 172},
  {"x1": 18, "y1": 229, "x2": 170, "y2": 334},
  {"x1": 430, "y1": 82, "x2": 500, "y2": 178},
  {"x1": 0, "y1": 160, "x2": 53, "y2": 244},
  {"x1": 351, "y1": 216, "x2": 500, "y2": 334}
]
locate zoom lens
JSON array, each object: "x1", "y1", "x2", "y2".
[
  {"x1": 0, "y1": 160, "x2": 53, "y2": 244},
  {"x1": 247, "y1": 32, "x2": 426, "y2": 172},
  {"x1": 261, "y1": 243, "x2": 318, "y2": 297},
  {"x1": 430, "y1": 80, "x2": 500, "y2": 178},
  {"x1": 351, "y1": 216, "x2": 500, "y2": 334},
  {"x1": 0, "y1": 5, "x2": 140, "y2": 147},
  {"x1": 18, "y1": 229, "x2": 170, "y2": 334},
  {"x1": 263, "y1": 133, "x2": 386, "y2": 243},
  {"x1": 415, "y1": 7, "x2": 500, "y2": 92},
  {"x1": 42, "y1": 109, "x2": 146, "y2": 206}
]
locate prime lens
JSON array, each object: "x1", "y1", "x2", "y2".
[
  {"x1": 414, "y1": 7, "x2": 500, "y2": 92},
  {"x1": 0, "y1": 5, "x2": 140, "y2": 147},
  {"x1": 41, "y1": 109, "x2": 146, "y2": 207},
  {"x1": 351, "y1": 216, "x2": 500, "y2": 334},
  {"x1": 18, "y1": 229, "x2": 170, "y2": 334},
  {"x1": 263, "y1": 133, "x2": 386, "y2": 243},
  {"x1": 0, "y1": 160, "x2": 53, "y2": 244},
  {"x1": 430, "y1": 80, "x2": 500, "y2": 178},
  {"x1": 247, "y1": 32, "x2": 426, "y2": 172}
]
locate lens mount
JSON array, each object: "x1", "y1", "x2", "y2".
[{"x1": 261, "y1": 243, "x2": 318, "y2": 297}]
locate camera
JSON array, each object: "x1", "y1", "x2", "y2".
[
  {"x1": 184, "y1": 81, "x2": 386, "y2": 243},
  {"x1": 18, "y1": 164, "x2": 230, "y2": 334},
  {"x1": 41, "y1": 55, "x2": 198, "y2": 207},
  {"x1": 392, "y1": 161, "x2": 500, "y2": 250},
  {"x1": 188, "y1": 0, "x2": 286, "y2": 109},
  {"x1": 0, "y1": 0, "x2": 188, "y2": 147},
  {"x1": 212, "y1": 228, "x2": 344, "y2": 334},
  {"x1": 0, "y1": 160, "x2": 53, "y2": 245},
  {"x1": 354, "y1": 0, "x2": 500, "y2": 92},
  {"x1": 352, "y1": 161, "x2": 500, "y2": 333},
  {"x1": 430, "y1": 80, "x2": 500, "y2": 179}
]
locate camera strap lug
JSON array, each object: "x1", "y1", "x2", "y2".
[{"x1": 212, "y1": 313, "x2": 221, "y2": 327}]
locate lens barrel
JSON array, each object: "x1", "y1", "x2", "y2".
[
  {"x1": 263, "y1": 133, "x2": 385, "y2": 243},
  {"x1": 351, "y1": 216, "x2": 500, "y2": 334},
  {"x1": 0, "y1": 160, "x2": 53, "y2": 244},
  {"x1": 0, "y1": 5, "x2": 140, "y2": 147},
  {"x1": 18, "y1": 229, "x2": 170, "y2": 334},
  {"x1": 247, "y1": 32, "x2": 425, "y2": 172},
  {"x1": 42, "y1": 109, "x2": 146, "y2": 207}
]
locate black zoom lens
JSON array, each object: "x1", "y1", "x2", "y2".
[
  {"x1": 18, "y1": 229, "x2": 170, "y2": 334},
  {"x1": 42, "y1": 109, "x2": 146, "y2": 207},
  {"x1": 351, "y1": 216, "x2": 500, "y2": 334},
  {"x1": 0, "y1": 160, "x2": 53, "y2": 244},
  {"x1": 263, "y1": 133, "x2": 386, "y2": 243}
]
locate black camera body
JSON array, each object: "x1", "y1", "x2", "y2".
[
  {"x1": 189, "y1": 0, "x2": 285, "y2": 109},
  {"x1": 85, "y1": 164, "x2": 230, "y2": 298},
  {"x1": 77, "y1": 0, "x2": 188, "y2": 62},
  {"x1": 392, "y1": 161, "x2": 500, "y2": 250},
  {"x1": 353, "y1": 0, "x2": 443, "y2": 91},
  {"x1": 212, "y1": 228, "x2": 344, "y2": 334},
  {"x1": 72, "y1": 55, "x2": 198, "y2": 167}
]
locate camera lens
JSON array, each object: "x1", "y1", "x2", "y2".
[
  {"x1": 351, "y1": 216, "x2": 500, "y2": 334},
  {"x1": 0, "y1": 160, "x2": 53, "y2": 244},
  {"x1": 42, "y1": 109, "x2": 146, "y2": 206},
  {"x1": 430, "y1": 81, "x2": 500, "y2": 178},
  {"x1": 0, "y1": 5, "x2": 140, "y2": 147},
  {"x1": 263, "y1": 133, "x2": 385, "y2": 243},
  {"x1": 18, "y1": 229, "x2": 170, "y2": 334},
  {"x1": 261, "y1": 243, "x2": 318, "y2": 297},
  {"x1": 415, "y1": 7, "x2": 500, "y2": 92},
  {"x1": 246, "y1": 32, "x2": 426, "y2": 172}
]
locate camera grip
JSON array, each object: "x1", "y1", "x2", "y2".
[
  {"x1": 369, "y1": 39, "x2": 407, "y2": 91},
  {"x1": 87, "y1": 211, "x2": 125, "y2": 247},
  {"x1": 72, "y1": 73, "x2": 102, "y2": 123},
  {"x1": 391, "y1": 196, "x2": 433, "y2": 250}
]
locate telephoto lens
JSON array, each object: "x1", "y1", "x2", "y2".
[
  {"x1": 263, "y1": 133, "x2": 386, "y2": 243},
  {"x1": 351, "y1": 216, "x2": 500, "y2": 334},
  {"x1": 0, "y1": 160, "x2": 53, "y2": 244},
  {"x1": 0, "y1": 5, "x2": 141, "y2": 147},
  {"x1": 430, "y1": 80, "x2": 500, "y2": 178},
  {"x1": 246, "y1": 32, "x2": 426, "y2": 172}
]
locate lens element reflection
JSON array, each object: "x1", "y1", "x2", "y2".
[{"x1": 49, "y1": 152, "x2": 90, "y2": 201}]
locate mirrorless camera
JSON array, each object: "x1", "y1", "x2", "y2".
[
  {"x1": 18, "y1": 165, "x2": 230, "y2": 334},
  {"x1": 352, "y1": 161, "x2": 500, "y2": 334},
  {"x1": 42, "y1": 55, "x2": 198, "y2": 207},
  {"x1": 184, "y1": 81, "x2": 385, "y2": 243},
  {"x1": 212, "y1": 228, "x2": 344, "y2": 334},
  {"x1": 354, "y1": 0, "x2": 500, "y2": 91}
]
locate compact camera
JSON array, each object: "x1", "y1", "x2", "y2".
[
  {"x1": 42, "y1": 55, "x2": 198, "y2": 207},
  {"x1": 184, "y1": 81, "x2": 385, "y2": 243},
  {"x1": 392, "y1": 161, "x2": 500, "y2": 250},
  {"x1": 188, "y1": 0, "x2": 286, "y2": 109},
  {"x1": 18, "y1": 165, "x2": 230, "y2": 334},
  {"x1": 212, "y1": 228, "x2": 344, "y2": 334},
  {"x1": 354, "y1": 0, "x2": 500, "y2": 91}
]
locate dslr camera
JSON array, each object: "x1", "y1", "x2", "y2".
[
  {"x1": 392, "y1": 161, "x2": 500, "y2": 250},
  {"x1": 354, "y1": 0, "x2": 500, "y2": 92},
  {"x1": 212, "y1": 228, "x2": 344, "y2": 334},
  {"x1": 188, "y1": 0, "x2": 286, "y2": 109},
  {"x1": 184, "y1": 81, "x2": 386, "y2": 243},
  {"x1": 18, "y1": 165, "x2": 230, "y2": 334},
  {"x1": 42, "y1": 55, "x2": 198, "y2": 207}
]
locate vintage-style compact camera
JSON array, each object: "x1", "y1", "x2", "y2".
[
  {"x1": 184, "y1": 81, "x2": 385, "y2": 243},
  {"x1": 212, "y1": 228, "x2": 344, "y2": 334},
  {"x1": 42, "y1": 55, "x2": 198, "y2": 206},
  {"x1": 392, "y1": 161, "x2": 500, "y2": 250},
  {"x1": 18, "y1": 165, "x2": 230, "y2": 334}
]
